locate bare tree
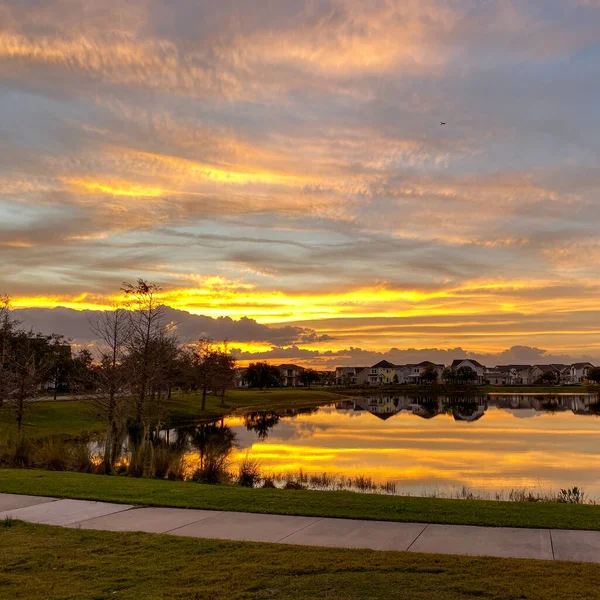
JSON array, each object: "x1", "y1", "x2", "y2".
[
  {"x1": 121, "y1": 279, "x2": 168, "y2": 431},
  {"x1": 120, "y1": 279, "x2": 178, "y2": 476},
  {"x1": 88, "y1": 305, "x2": 129, "y2": 473}
]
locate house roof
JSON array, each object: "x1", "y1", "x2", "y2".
[
  {"x1": 371, "y1": 360, "x2": 396, "y2": 369},
  {"x1": 416, "y1": 361, "x2": 444, "y2": 368},
  {"x1": 278, "y1": 363, "x2": 304, "y2": 370},
  {"x1": 572, "y1": 362, "x2": 594, "y2": 368},
  {"x1": 451, "y1": 359, "x2": 484, "y2": 368}
]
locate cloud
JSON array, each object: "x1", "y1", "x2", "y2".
[
  {"x1": 231, "y1": 344, "x2": 598, "y2": 368},
  {"x1": 2, "y1": 1, "x2": 600, "y2": 357},
  {"x1": 13, "y1": 306, "x2": 333, "y2": 347}
]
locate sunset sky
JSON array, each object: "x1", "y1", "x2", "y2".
[{"x1": 2, "y1": 1, "x2": 600, "y2": 366}]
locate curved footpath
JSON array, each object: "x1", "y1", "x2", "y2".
[{"x1": 1, "y1": 492, "x2": 599, "y2": 563}]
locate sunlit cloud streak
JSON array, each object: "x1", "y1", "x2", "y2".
[{"x1": 2, "y1": 0, "x2": 600, "y2": 357}]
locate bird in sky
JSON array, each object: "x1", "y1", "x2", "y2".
[{"x1": 440, "y1": 122, "x2": 446, "y2": 125}]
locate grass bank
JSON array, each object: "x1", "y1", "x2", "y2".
[
  {"x1": 0, "y1": 388, "x2": 343, "y2": 439},
  {"x1": 2, "y1": 469, "x2": 600, "y2": 531},
  {"x1": 2, "y1": 521, "x2": 600, "y2": 600}
]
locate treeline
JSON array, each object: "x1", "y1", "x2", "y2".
[{"x1": 0, "y1": 280, "x2": 237, "y2": 474}]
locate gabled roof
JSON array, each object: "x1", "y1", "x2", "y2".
[
  {"x1": 452, "y1": 359, "x2": 484, "y2": 368},
  {"x1": 572, "y1": 362, "x2": 594, "y2": 368},
  {"x1": 278, "y1": 363, "x2": 304, "y2": 370},
  {"x1": 416, "y1": 361, "x2": 444, "y2": 368},
  {"x1": 371, "y1": 360, "x2": 396, "y2": 369}
]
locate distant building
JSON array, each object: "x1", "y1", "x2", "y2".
[
  {"x1": 403, "y1": 361, "x2": 444, "y2": 384},
  {"x1": 570, "y1": 362, "x2": 594, "y2": 384},
  {"x1": 486, "y1": 370, "x2": 509, "y2": 385},
  {"x1": 278, "y1": 364, "x2": 305, "y2": 387},
  {"x1": 334, "y1": 366, "x2": 368, "y2": 386},
  {"x1": 451, "y1": 359, "x2": 487, "y2": 384},
  {"x1": 233, "y1": 367, "x2": 249, "y2": 388},
  {"x1": 317, "y1": 370, "x2": 335, "y2": 386},
  {"x1": 367, "y1": 360, "x2": 396, "y2": 385}
]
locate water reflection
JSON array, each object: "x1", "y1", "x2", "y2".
[
  {"x1": 337, "y1": 394, "x2": 599, "y2": 420},
  {"x1": 94, "y1": 394, "x2": 600, "y2": 497}
]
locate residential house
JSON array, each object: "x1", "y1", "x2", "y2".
[
  {"x1": 494, "y1": 365, "x2": 532, "y2": 385},
  {"x1": 486, "y1": 370, "x2": 509, "y2": 385},
  {"x1": 451, "y1": 359, "x2": 487, "y2": 384},
  {"x1": 233, "y1": 367, "x2": 249, "y2": 388},
  {"x1": 317, "y1": 371, "x2": 335, "y2": 386},
  {"x1": 335, "y1": 366, "x2": 368, "y2": 386},
  {"x1": 367, "y1": 360, "x2": 397, "y2": 385},
  {"x1": 550, "y1": 364, "x2": 571, "y2": 383},
  {"x1": 571, "y1": 362, "x2": 594, "y2": 384},
  {"x1": 278, "y1": 364, "x2": 305, "y2": 387},
  {"x1": 403, "y1": 361, "x2": 444, "y2": 384},
  {"x1": 393, "y1": 364, "x2": 412, "y2": 384},
  {"x1": 529, "y1": 365, "x2": 560, "y2": 384}
]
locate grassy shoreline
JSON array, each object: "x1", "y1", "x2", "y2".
[
  {"x1": 0, "y1": 388, "x2": 344, "y2": 439},
  {"x1": 2, "y1": 385, "x2": 591, "y2": 439},
  {"x1": 4, "y1": 521, "x2": 600, "y2": 600},
  {"x1": 2, "y1": 469, "x2": 600, "y2": 531}
]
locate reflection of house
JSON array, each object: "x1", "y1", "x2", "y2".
[
  {"x1": 367, "y1": 360, "x2": 396, "y2": 385},
  {"x1": 335, "y1": 366, "x2": 368, "y2": 386},
  {"x1": 571, "y1": 363, "x2": 594, "y2": 384},
  {"x1": 361, "y1": 396, "x2": 399, "y2": 420},
  {"x1": 278, "y1": 364, "x2": 305, "y2": 387},
  {"x1": 452, "y1": 404, "x2": 486, "y2": 421},
  {"x1": 451, "y1": 359, "x2": 486, "y2": 384}
]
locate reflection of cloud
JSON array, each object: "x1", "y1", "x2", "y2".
[{"x1": 220, "y1": 404, "x2": 600, "y2": 495}]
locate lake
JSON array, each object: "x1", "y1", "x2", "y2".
[{"x1": 201, "y1": 393, "x2": 600, "y2": 498}]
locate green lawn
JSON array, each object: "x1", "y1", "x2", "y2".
[
  {"x1": 2, "y1": 469, "x2": 600, "y2": 531},
  {"x1": 0, "y1": 400, "x2": 104, "y2": 438},
  {"x1": 0, "y1": 388, "x2": 343, "y2": 439},
  {"x1": 167, "y1": 388, "x2": 342, "y2": 424},
  {"x1": 2, "y1": 521, "x2": 600, "y2": 600}
]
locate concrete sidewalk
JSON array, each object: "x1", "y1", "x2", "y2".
[{"x1": 1, "y1": 492, "x2": 598, "y2": 563}]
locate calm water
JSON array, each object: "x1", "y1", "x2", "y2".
[
  {"x1": 103, "y1": 393, "x2": 600, "y2": 497},
  {"x1": 213, "y1": 393, "x2": 600, "y2": 497}
]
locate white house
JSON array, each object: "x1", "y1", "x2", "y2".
[
  {"x1": 278, "y1": 364, "x2": 305, "y2": 387},
  {"x1": 570, "y1": 362, "x2": 594, "y2": 384},
  {"x1": 451, "y1": 359, "x2": 487, "y2": 384},
  {"x1": 402, "y1": 361, "x2": 444, "y2": 384}
]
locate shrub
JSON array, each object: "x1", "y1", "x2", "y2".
[
  {"x1": 557, "y1": 487, "x2": 585, "y2": 504},
  {"x1": 237, "y1": 456, "x2": 261, "y2": 488}
]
